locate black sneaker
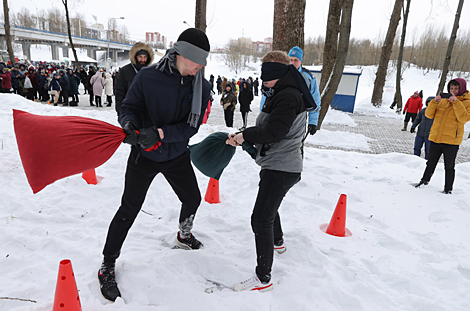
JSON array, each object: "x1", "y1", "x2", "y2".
[
  {"x1": 414, "y1": 180, "x2": 429, "y2": 188},
  {"x1": 443, "y1": 189, "x2": 452, "y2": 194},
  {"x1": 176, "y1": 232, "x2": 203, "y2": 250},
  {"x1": 98, "y1": 263, "x2": 121, "y2": 302}
]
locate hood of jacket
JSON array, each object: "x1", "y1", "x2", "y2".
[
  {"x1": 129, "y1": 42, "x2": 155, "y2": 67},
  {"x1": 448, "y1": 78, "x2": 467, "y2": 96}
]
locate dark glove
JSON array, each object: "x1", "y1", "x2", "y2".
[
  {"x1": 307, "y1": 124, "x2": 317, "y2": 135},
  {"x1": 122, "y1": 122, "x2": 138, "y2": 145},
  {"x1": 410, "y1": 128, "x2": 415, "y2": 133},
  {"x1": 403, "y1": 111, "x2": 406, "y2": 115},
  {"x1": 137, "y1": 126, "x2": 161, "y2": 149}
]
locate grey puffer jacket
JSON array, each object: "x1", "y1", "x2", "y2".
[{"x1": 411, "y1": 107, "x2": 434, "y2": 138}]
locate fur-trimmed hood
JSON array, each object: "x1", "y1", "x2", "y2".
[{"x1": 129, "y1": 42, "x2": 154, "y2": 66}]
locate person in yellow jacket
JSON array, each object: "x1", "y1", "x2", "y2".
[{"x1": 414, "y1": 78, "x2": 470, "y2": 194}]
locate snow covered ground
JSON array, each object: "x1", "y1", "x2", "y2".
[{"x1": 1, "y1": 54, "x2": 470, "y2": 311}]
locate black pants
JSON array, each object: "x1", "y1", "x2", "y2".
[
  {"x1": 95, "y1": 96, "x2": 102, "y2": 107},
  {"x1": 61, "y1": 90, "x2": 69, "y2": 105},
  {"x1": 421, "y1": 141, "x2": 459, "y2": 192},
  {"x1": 106, "y1": 95, "x2": 113, "y2": 105},
  {"x1": 224, "y1": 109, "x2": 234, "y2": 127},
  {"x1": 102, "y1": 148, "x2": 201, "y2": 261},
  {"x1": 252, "y1": 169, "x2": 300, "y2": 282},
  {"x1": 89, "y1": 88, "x2": 94, "y2": 103},
  {"x1": 404, "y1": 112, "x2": 417, "y2": 123}
]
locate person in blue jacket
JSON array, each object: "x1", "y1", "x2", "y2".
[
  {"x1": 288, "y1": 46, "x2": 321, "y2": 135},
  {"x1": 410, "y1": 96, "x2": 434, "y2": 159},
  {"x1": 98, "y1": 28, "x2": 211, "y2": 302}
]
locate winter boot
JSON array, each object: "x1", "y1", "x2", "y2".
[
  {"x1": 414, "y1": 180, "x2": 429, "y2": 188},
  {"x1": 98, "y1": 260, "x2": 121, "y2": 301},
  {"x1": 401, "y1": 122, "x2": 408, "y2": 131}
]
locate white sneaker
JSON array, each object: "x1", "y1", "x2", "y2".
[
  {"x1": 274, "y1": 241, "x2": 286, "y2": 254},
  {"x1": 233, "y1": 273, "x2": 273, "y2": 292}
]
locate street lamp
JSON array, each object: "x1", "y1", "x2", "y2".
[
  {"x1": 107, "y1": 17, "x2": 125, "y2": 70},
  {"x1": 183, "y1": 21, "x2": 193, "y2": 28}
]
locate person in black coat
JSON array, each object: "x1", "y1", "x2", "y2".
[
  {"x1": 410, "y1": 96, "x2": 434, "y2": 159},
  {"x1": 114, "y1": 42, "x2": 154, "y2": 116},
  {"x1": 216, "y1": 75, "x2": 222, "y2": 94},
  {"x1": 253, "y1": 77, "x2": 259, "y2": 96},
  {"x1": 79, "y1": 68, "x2": 88, "y2": 94},
  {"x1": 58, "y1": 70, "x2": 70, "y2": 106},
  {"x1": 87, "y1": 67, "x2": 95, "y2": 106},
  {"x1": 98, "y1": 28, "x2": 211, "y2": 302},
  {"x1": 238, "y1": 81, "x2": 253, "y2": 130}
]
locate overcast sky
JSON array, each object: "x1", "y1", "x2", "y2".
[{"x1": 8, "y1": 0, "x2": 470, "y2": 48}]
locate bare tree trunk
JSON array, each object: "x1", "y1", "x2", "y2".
[
  {"x1": 319, "y1": 0, "x2": 342, "y2": 94},
  {"x1": 395, "y1": 0, "x2": 411, "y2": 112},
  {"x1": 318, "y1": 0, "x2": 354, "y2": 128},
  {"x1": 2, "y1": 0, "x2": 16, "y2": 65},
  {"x1": 62, "y1": 0, "x2": 79, "y2": 69},
  {"x1": 195, "y1": 0, "x2": 207, "y2": 31},
  {"x1": 273, "y1": 0, "x2": 306, "y2": 51},
  {"x1": 371, "y1": 0, "x2": 403, "y2": 107},
  {"x1": 437, "y1": 0, "x2": 464, "y2": 94}
]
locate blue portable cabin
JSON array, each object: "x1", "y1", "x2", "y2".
[{"x1": 304, "y1": 66, "x2": 362, "y2": 113}]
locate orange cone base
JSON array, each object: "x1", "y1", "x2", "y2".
[
  {"x1": 204, "y1": 178, "x2": 220, "y2": 204},
  {"x1": 53, "y1": 259, "x2": 82, "y2": 311},
  {"x1": 82, "y1": 169, "x2": 98, "y2": 185},
  {"x1": 320, "y1": 223, "x2": 352, "y2": 237}
]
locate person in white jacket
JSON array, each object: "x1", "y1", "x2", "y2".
[{"x1": 104, "y1": 72, "x2": 114, "y2": 107}]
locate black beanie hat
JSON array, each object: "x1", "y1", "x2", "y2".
[
  {"x1": 135, "y1": 49, "x2": 149, "y2": 57},
  {"x1": 177, "y1": 28, "x2": 210, "y2": 52}
]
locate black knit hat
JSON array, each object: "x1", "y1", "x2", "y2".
[{"x1": 177, "y1": 28, "x2": 210, "y2": 52}]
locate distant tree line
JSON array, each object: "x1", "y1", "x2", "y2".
[
  {"x1": 3, "y1": 7, "x2": 131, "y2": 44},
  {"x1": 302, "y1": 25, "x2": 470, "y2": 78}
]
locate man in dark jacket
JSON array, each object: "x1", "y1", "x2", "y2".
[
  {"x1": 114, "y1": 42, "x2": 154, "y2": 116},
  {"x1": 411, "y1": 96, "x2": 434, "y2": 159},
  {"x1": 58, "y1": 70, "x2": 70, "y2": 106},
  {"x1": 98, "y1": 28, "x2": 211, "y2": 302}
]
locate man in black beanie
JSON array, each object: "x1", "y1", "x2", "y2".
[
  {"x1": 114, "y1": 42, "x2": 155, "y2": 114},
  {"x1": 98, "y1": 28, "x2": 211, "y2": 302}
]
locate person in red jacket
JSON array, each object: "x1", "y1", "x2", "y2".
[
  {"x1": 402, "y1": 91, "x2": 423, "y2": 131},
  {"x1": 0, "y1": 66, "x2": 12, "y2": 93}
]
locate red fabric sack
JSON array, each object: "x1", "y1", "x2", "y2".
[{"x1": 13, "y1": 109, "x2": 126, "y2": 193}]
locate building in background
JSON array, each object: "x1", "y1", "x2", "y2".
[{"x1": 145, "y1": 32, "x2": 166, "y2": 49}]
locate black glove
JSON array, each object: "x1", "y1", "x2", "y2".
[
  {"x1": 410, "y1": 128, "x2": 415, "y2": 133},
  {"x1": 403, "y1": 111, "x2": 406, "y2": 115},
  {"x1": 122, "y1": 122, "x2": 138, "y2": 145},
  {"x1": 307, "y1": 124, "x2": 317, "y2": 135},
  {"x1": 138, "y1": 126, "x2": 161, "y2": 149}
]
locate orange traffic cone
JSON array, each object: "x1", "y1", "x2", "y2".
[
  {"x1": 320, "y1": 194, "x2": 352, "y2": 237},
  {"x1": 204, "y1": 178, "x2": 220, "y2": 204},
  {"x1": 53, "y1": 259, "x2": 82, "y2": 311},
  {"x1": 82, "y1": 169, "x2": 97, "y2": 185},
  {"x1": 47, "y1": 101, "x2": 50, "y2": 105}
]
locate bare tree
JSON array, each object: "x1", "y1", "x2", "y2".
[
  {"x1": 437, "y1": 0, "x2": 464, "y2": 94},
  {"x1": 195, "y1": 0, "x2": 207, "y2": 32},
  {"x1": 2, "y1": 0, "x2": 16, "y2": 65},
  {"x1": 16, "y1": 7, "x2": 35, "y2": 28},
  {"x1": 318, "y1": 0, "x2": 341, "y2": 95},
  {"x1": 222, "y1": 40, "x2": 246, "y2": 74},
  {"x1": 371, "y1": 0, "x2": 403, "y2": 107},
  {"x1": 273, "y1": 0, "x2": 306, "y2": 51},
  {"x1": 395, "y1": 0, "x2": 411, "y2": 112},
  {"x1": 318, "y1": 0, "x2": 354, "y2": 128},
  {"x1": 61, "y1": 0, "x2": 79, "y2": 69}
]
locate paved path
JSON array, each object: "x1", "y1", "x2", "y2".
[{"x1": 313, "y1": 112, "x2": 470, "y2": 164}]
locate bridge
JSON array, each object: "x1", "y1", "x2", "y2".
[{"x1": 0, "y1": 24, "x2": 134, "y2": 65}]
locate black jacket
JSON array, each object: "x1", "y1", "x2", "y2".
[
  {"x1": 119, "y1": 64, "x2": 211, "y2": 163},
  {"x1": 238, "y1": 82, "x2": 253, "y2": 113},
  {"x1": 114, "y1": 63, "x2": 138, "y2": 114}
]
